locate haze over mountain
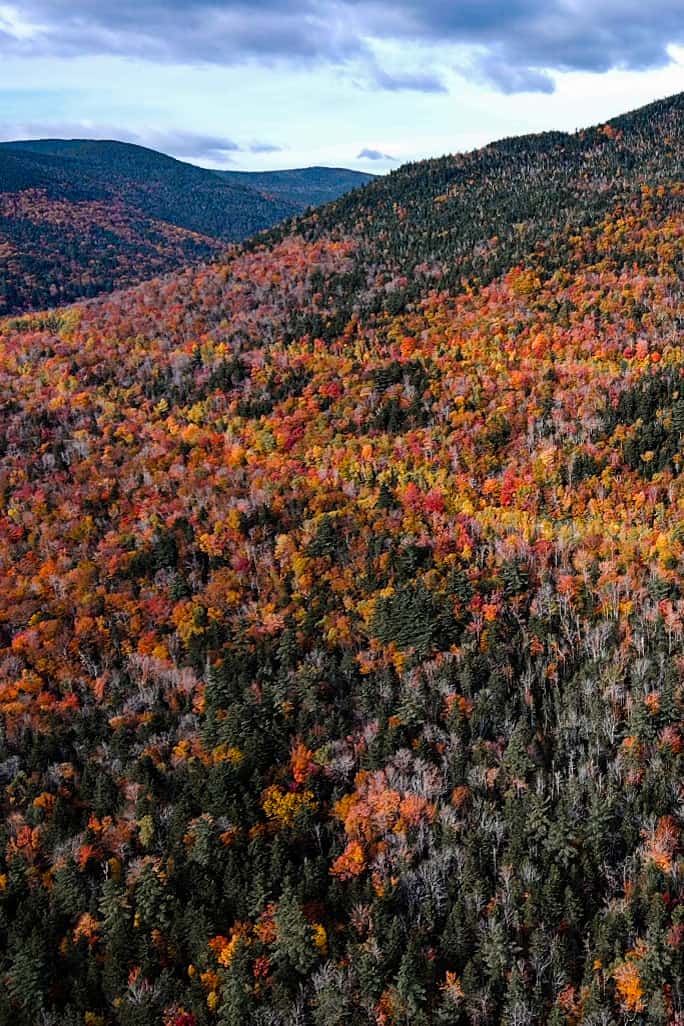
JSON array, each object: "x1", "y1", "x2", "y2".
[
  {"x1": 0, "y1": 139, "x2": 371, "y2": 315},
  {"x1": 0, "y1": 93, "x2": 683, "y2": 1026},
  {"x1": 215, "y1": 167, "x2": 376, "y2": 211}
]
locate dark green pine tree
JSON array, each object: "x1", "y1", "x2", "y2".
[
  {"x1": 6, "y1": 931, "x2": 48, "y2": 1025},
  {"x1": 395, "y1": 937, "x2": 428, "y2": 1025},
  {"x1": 99, "y1": 874, "x2": 134, "y2": 1002},
  {"x1": 273, "y1": 881, "x2": 317, "y2": 979},
  {"x1": 217, "y1": 941, "x2": 256, "y2": 1026}
]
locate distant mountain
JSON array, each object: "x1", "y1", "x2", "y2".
[
  {"x1": 215, "y1": 165, "x2": 376, "y2": 211},
  {"x1": 0, "y1": 142, "x2": 369, "y2": 315},
  {"x1": 0, "y1": 140, "x2": 298, "y2": 238},
  {"x1": 0, "y1": 145, "x2": 225, "y2": 313}
]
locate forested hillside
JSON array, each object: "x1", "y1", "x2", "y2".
[
  {"x1": 261, "y1": 91, "x2": 683, "y2": 322},
  {"x1": 0, "y1": 140, "x2": 299, "y2": 315},
  {"x1": 0, "y1": 142, "x2": 378, "y2": 317},
  {"x1": 0, "y1": 94, "x2": 683, "y2": 1026},
  {"x1": 0, "y1": 184, "x2": 222, "y2": 314},
  {"x1": 0, "y1": 141, "x2": 299, "y2": 239}
]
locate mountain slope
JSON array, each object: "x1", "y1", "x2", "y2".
[
  {"x1": 0, "y1": 139, "x2": 298, "y2": 237},
  {"x1": 216, "y1": 165, "x2": 376, "y2": 210},
  {"x1": 0, "y1": 144, "x2": 378, "y2": 317},
  {"x1": 0, "y1": 140, "x2": 299, "y2": 314},
  {"x1": 0, "y1": 94, "x2": 683, "y2": 1026},
  {"x1": 258, "y1": 90, "x2": 683, "y2": 326},
  {"x1": 0, "y1": 184, "x2": 223, "y2": 312}
]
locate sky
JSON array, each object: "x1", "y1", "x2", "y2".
[{"x1": 0, "y1": 1, "x2": 683, "y2": 173}]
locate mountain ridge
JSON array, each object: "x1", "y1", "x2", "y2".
[{"x1": 214, "y1": 165, "x2": 376, "y2": 211}]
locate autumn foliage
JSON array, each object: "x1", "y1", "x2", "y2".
[{"x1": 0, "y1": 94, "x2": 684, "y2": 1025}]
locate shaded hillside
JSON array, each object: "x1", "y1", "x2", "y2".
[
  {"x1": 0, "y1": 188, "x2": 222, "y2": 312},
  {"x1": 0, "y1": 140, "x2": 298, "y2": 314},
  {"x1": 0, "y1": 143, "x2": 376, "y2": 316},
  {"x1": 0, "y1": 94, "x2": 684, "y2": 1026},
  {"x1": 0, "y1": 140, "x2": 298, "y2": 238},
  {"x1": 216, "y1": 166, "x2": 376, "y2": 211}
]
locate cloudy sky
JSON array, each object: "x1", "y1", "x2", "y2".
[{"x1": 0, "y1": 0, "x2": 683, "y2": 172}]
